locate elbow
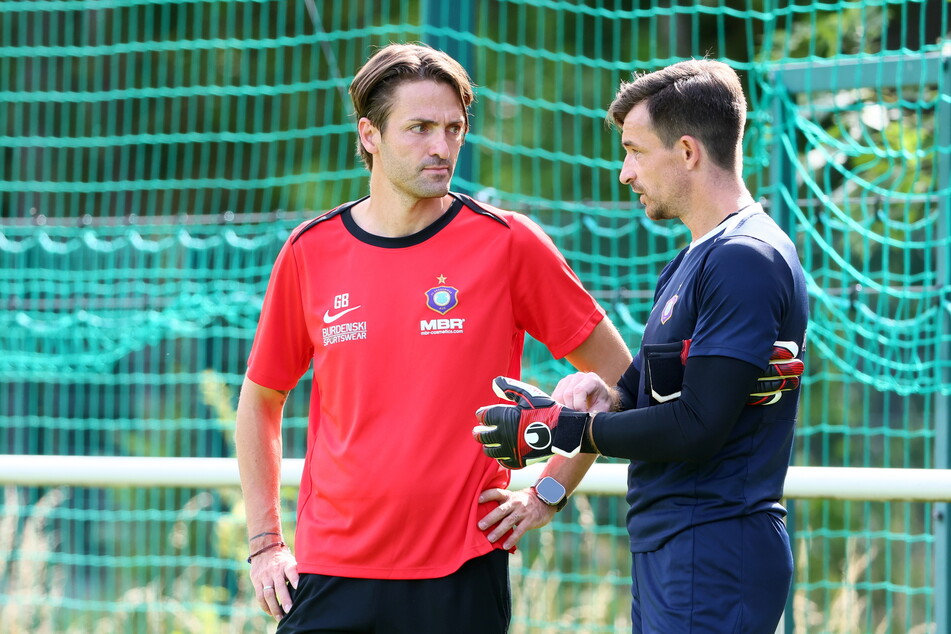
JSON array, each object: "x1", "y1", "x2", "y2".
[{"x1": 675, "y1": 401, "x2": 732, "y2": 463}]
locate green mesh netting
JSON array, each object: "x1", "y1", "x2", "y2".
[{"x1": 1, "y1": 0, "x2": 949, "y2": 632}]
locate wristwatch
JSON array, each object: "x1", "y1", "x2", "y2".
[{"x1": 532, "y1": 476, "x2": 569, "y2": 511}]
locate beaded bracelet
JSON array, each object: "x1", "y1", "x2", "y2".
[{"x1": 247, "y1": 541, "x2": 285, "y2": 564}]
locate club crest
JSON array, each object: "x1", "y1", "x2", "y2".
[
  {"x1": 661, "y1": 294, "x2": 679, "y2": 324},
  {"x1": 425, "y1": 275, "x2": 459, "y2": 315}
]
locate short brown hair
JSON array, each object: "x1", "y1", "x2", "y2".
[
  {"x1": 607, "y1": 59, "x2": 747, "y2": 171},
  {"x1": 349, "y1": 43, "x2": 475, "y2": 170}
]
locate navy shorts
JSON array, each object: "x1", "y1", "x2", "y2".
[
  {"x1": 276, "y1": 549, "x2": 510, "y2": 634},
  {"x1": 630, "y1": 512, "x2": 792, "y2": 634}
]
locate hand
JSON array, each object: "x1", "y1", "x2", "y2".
[
  {"x1": 477, "y1": 487, "x2": 556, "y2": 549},
  {"x1": 250, "y1": 545, "x2": 299, "y2": 620},
  {"x1": 473, "y1": 376, "x2": 591, "y2": 469},
  {"x1": 748, "y1": 341, "x2": 804, "y2": 406},
  {"x1": 552, "y1": 371, "x2": 617, "y2": 412}
]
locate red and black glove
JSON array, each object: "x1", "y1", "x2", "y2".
[
  {"x1": 473, "y1": 376, "x2": 592, "y2": 470},
  {"x1": 748, "y1": 341, "x2": 804, "y2": 406}
]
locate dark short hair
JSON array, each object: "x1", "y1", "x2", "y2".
[
  {"x1": 606, "y1": 59, "x2": 746, "y2": 171},
  {"x1": 349, "y1": 43, "x2": 475, "y2": 170}
]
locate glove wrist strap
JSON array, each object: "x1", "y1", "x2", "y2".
[{"x1": 552, "y1": 410, "x2": 593, "y2": 458}]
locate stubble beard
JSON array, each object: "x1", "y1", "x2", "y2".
[
  {"x1": 645, "y1": 200, "x2": 675, "y2": 221},
  {"x1": 409, "y1": 163, "x2": 454, "y2": 199}
]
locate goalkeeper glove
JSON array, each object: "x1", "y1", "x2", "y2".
[
  {"x1": 748, "y1": 341, "x2": 804, "y2": 406},
  {"x1": 473, "y1": 376, "x2": 592, "y2": 470}
]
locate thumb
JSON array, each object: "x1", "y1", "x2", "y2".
[{"x1": 492, "y1": 376, "x2": 555, "y2": 409}]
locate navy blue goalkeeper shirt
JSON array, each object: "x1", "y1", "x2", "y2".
[{"x1": 596, "y1": 204, "x2": 809, "y2": 553}]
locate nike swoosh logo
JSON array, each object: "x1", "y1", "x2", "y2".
[{"x1": 322, "y1": 305, "x2": 362, "y2": 324}]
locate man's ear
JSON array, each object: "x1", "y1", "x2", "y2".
[
  {"x1": 358, "y1": 117, "x2": 380, "y2": 156},
  {"x1": 678, "y1": 135, "x2": 702, "y2": 170}
]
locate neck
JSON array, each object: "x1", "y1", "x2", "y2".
[
  {"x1": 352, "y1": 174, "x2": 452, "y2": 238},
  {"x1": 683, "y1": 171, "x2": 755, "y2": 241}
]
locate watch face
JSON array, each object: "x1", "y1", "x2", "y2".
[{"x1": 536, "y1": 477, "x2": 566, "y2": 505}]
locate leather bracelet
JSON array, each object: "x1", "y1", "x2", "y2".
[{"x1": 247, "y1": 541, "x2": 285, "y2": 564}]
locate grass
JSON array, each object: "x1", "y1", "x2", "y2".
[
  {"x1": 0, "y1": 376, "x2": 937, "y2": 633},
  {"x1": 0, "y1": 486, "x2": 941, "y2": 633}
]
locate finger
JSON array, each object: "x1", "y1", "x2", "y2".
[
  {"x1": 261, "y1": 583, "x2": 282, "y2": 618},
  {"x1": 480, "y1": 493, "x2": 527, "y2": 540},
  {"x1": 491, "y1": 376, "x2": 522, "y2": 404},
  {"x1": 275, "y1": 581, "x2": 293, "y2": 617},
  {"x1": 562, "y1": 388, "x2": 593, "y2": 411},
  {"x1": 493, "y1": 376, "x2": 553, "y2": 408},
  {"x1": 285, "y1": 563, "x2": 300, "y2": 590},
  {"x1": 503, "y1": 519, "x2": 528, "y2": 550},
  {"x1": 488, "y1": 511, "x2": 523, "y2": 544},
  {"x1": 478, "y1": 506, "x2": 504, "y2": 533},
  {"x1": 485, "y1": 447, "x2": 520, "y2": 467},
  {"x1": 256, "y1": 591, "x2": 271, "y2": 616},
  {"x1": 757, "y1": 376, "x2": 800, "y2": 393},
  {"x1": 475, "y1": 404, "x2": 514, "y2": 426},
  {"x1": 771, "y1": 340, "x2": 799, "y2": 359},
  {"x1": 472, "y1": 424, "x2": 499, "y2": 443},
  {"x1": 478, "y1": 488, "x2": 508, "y2": 504},
  {"x1": 483, "y1": 444, "x2": 512, "y2": 459},
  {"x1": 553, "y1": 373, "x2": 603, "y2": 410},
  {"x1": 748, "y1": 392, "x2": 782, "y2": 406},
  {"x1": 474, "y1": 405, "x2": 493, "y2": 423},
  {"x1": 551, "y1": 373, "x2": 583, "y2": 403},
  {"x1": 770, "y1": 359, "x2": 804, "y2": 377},
  {"x1": 482, "y1": 508, "x2": 516, "y2": 542},
  {"x1": 477, "y1": 490, "x2": 514, "y2": 532},
  {"x1": 762, "y1": 360, "x2": 802, "y2": 378}
]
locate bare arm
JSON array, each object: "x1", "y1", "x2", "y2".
[
  {"x1": 235, "y1": 376, "x2": 298, "y2": 620},
  {"x1": 562, "y1": 316, "x2": 633, "y2": 386},
  {"x1": 542, "y1": 316, "x2": 631, "y2": 490},
  {"x1": 479, "y1": 317, "x2": 632, "y2": 547}
]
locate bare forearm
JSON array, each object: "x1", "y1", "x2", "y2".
[
  {"x1": 235, "y1": 377, "x2": 288, "y2": 538},
  {"x1": 539, "y1": 453, "x2": 598, "y2": 495},
  {"x1": 548, "y1": 317, "x2": 630, "y2": 488},
  {"x1": 564, "y1": 317, "x2": 632, "y2": 387}
]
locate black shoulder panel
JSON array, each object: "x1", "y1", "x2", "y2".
[
  {"x1": 291, "y1": 198, "x2": 364, "y2": 244},
  {"x1": 451, "y1": 193, "x2": 510, "y2": 228}
]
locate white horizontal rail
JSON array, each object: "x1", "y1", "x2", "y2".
[{"x1": 1, "y1": 455, "x2": 950, "y2": 501}]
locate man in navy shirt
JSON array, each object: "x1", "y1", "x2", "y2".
[{"x1": 474, "y1": 59, "x2": 808, "y2": 633}]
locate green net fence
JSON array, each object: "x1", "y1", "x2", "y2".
[{"x1": 2, "y1": 0, "x2": 949, "y2": 632}]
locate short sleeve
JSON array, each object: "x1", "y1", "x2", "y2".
[
  {"x1": 506, "y1": 214, "x2": 605, "y2": 359},
  {"x1": 689, "y1": 237, "x2": 794, "y2": 368},
  {"x1": 246, "y1": 238, "x2": 314, "y2": 390}
]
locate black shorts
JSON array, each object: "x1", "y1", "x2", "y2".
[{"x1": 277, "y1": 549, "x2": 511, "y2": 634}]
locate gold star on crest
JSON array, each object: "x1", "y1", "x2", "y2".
[{"x1": 437, "y1": 275, "x2": 447, "y2": 284}]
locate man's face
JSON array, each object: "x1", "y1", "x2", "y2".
[
  {"x1": 618, "y1": 103, "x2": 685, "y2": 221},
  {"x1": 370, "y1": 80, "x2": 466, "y2": 201}
]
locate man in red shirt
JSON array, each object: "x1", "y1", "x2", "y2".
[{"x1": 235, "y1": 43, "x2": 632, "y2": 632}]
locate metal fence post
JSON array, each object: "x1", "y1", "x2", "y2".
[{"x1": 933, "y1": 48, "x2": 951, "y2": 634}]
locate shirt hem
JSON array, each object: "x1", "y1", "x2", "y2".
[
  {"x1": 295, "y1": 542, "x2": 504, "y2": 580},
  {"x1": 548, "y1": 307, "x2": 605, "y2": 360}
]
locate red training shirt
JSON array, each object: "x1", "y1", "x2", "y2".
[{"x1": 246, "y1": 193, "x2": 604, "y2": 579}]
